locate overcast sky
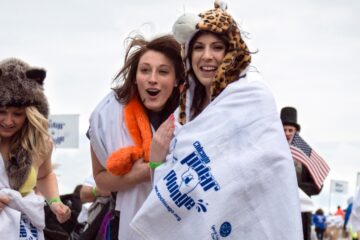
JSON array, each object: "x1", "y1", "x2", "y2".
[{"x1": 1, "y1": 0, "x2": 359, "y2": 213}]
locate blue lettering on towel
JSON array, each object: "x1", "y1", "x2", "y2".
[{"x1": 161, "y1": 141, "x2": 220, "y2": 214}]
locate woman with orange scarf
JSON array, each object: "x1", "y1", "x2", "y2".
[{"x1": 88, "y1": 34, "x2": 185, "y2": 239}]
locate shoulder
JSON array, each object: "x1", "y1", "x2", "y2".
[
  {"x1": 42, "y1": 138, "x2": 53, "y2": 157},
  {"x1": 217, "y1": 75, "x2": 277, "y2": 116},
  {"x1": 90, "y1": 91, "x2": 124, "y2": 123},
  {"x1": 34, "y1": 138, "x2": 53, "y2": 168}
]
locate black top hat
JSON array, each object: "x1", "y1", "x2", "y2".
[{"x1": 280, "y1": 107, "x2": 301, "y2": 131}]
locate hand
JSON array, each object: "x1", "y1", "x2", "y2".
[
  {"x1": 127, "y1": 158, "x2": 151, "y2": 185},
  {"x1": 95, "y1": 187, "x2": 111, "y2": 197},
  {"x1": 150, "y1": 114, "x2": 175, "y2": 163},
  {"x1": 50, "y1": 202, "x2": 71, "y2": 223},
  {"x1": 0, "y1": 194, "x2": 11, "y2": 212}
]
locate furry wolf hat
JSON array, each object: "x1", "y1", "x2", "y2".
[
  {"x1": 0, "y1": 58, "x2": 49, "y2": 191},
  {"x1": 0, "y1": 58, "x2": 49, "y2": 118}
]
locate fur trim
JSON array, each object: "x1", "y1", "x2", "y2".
[
  {"x1": 6, "y1": 147, "x2": 32, "y2": 191},
  {"x1": 106, "y1": 96, "x2": 152, "y2": 175},
  {"x1": 0, "y1": 58, "x2": 44, "y2": 190},
  {"x1": 0, "y1": 58, "x2": 49, "y2": 118}
]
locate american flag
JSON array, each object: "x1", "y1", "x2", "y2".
[{"x1": 290, "y1": 133, "x2": 330, "y2": 190}]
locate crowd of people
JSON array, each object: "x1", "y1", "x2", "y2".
[{"x1": 1, "y1": 0, "x2": 354, "y2": 239}]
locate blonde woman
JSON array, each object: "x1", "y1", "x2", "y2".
[{"x1": 0, "y1": 58, "x2": 70, "y2": 240}]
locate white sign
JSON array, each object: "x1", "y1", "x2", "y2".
[
  {"x1": 330, "y1": 180, "x2": 348, "y2": 194},
  {"x1": 48, "y1": 114, "x2": 79, "y2": 148}
]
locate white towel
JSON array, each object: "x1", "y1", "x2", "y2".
[
  {"x1": 0, "y1": 154, "x2": 45, "y2": 240},
  {"x1": 131, "y1": 77, "x2": 303, "y2": 239},
  {"x1": 89, "y1": 91, "x2": 151, "y2": 240}
]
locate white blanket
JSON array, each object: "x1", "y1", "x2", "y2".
[
  {"x1": 89, "y1": 91, "x2": 151, "y2": 240},
  {"x1": 0, "y1": 154, "x2": 45, "y2": 240},
  {"x1": 131, "y1": 76, "x2": 303, "y2": 239}
]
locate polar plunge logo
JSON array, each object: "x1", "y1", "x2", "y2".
[{"x1": 162, "y1": 141, "x2": 220, "y2": 213}]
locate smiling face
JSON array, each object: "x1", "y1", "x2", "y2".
[
  {"x1": 0, "y1": 106, "x2": 27, "y2": 140},
  {"x1": 136, "y1": 50, "x2": 176, "y2": 112},
  {"x1": 191, "y1": 32, "x2": 226, "y2": 94}
]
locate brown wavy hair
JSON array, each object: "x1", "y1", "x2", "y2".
[{"x1": 112, "y1": 34, "x2": 185, "y2": 116}]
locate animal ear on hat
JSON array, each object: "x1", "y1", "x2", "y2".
[{"x1": 26, "y1": 69, "x2": 46, "y2": 85}]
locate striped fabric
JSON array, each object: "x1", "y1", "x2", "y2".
[{"x1": 290, "y1": 133, "x2": 330, "y2": 190}]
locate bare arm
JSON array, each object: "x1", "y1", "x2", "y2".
[
  {"x1": 36, "y1": 141, "x2": 70, "y2": 223},
  {"x1": 91, "y1": 145, "x2": 150, "y2": 192},
  {"x1": 36, "y1": 142, "x2": 60, "y2": 201},
  {"x1": 79, "y1": 185, "x2": 110, "y2": 203}
]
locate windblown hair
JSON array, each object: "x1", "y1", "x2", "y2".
[
  {"x1": 112, "y1": 34, "x2": 185, "y2": 115},
  {"x1": 5, "y1": 106, "x2": 51, "y2": 190}
]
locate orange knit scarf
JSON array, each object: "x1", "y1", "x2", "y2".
[{"x1": 106, "y1": 96, "x2": 152, "y2": 175}]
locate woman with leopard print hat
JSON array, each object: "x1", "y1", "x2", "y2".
[{"x1": 131, "y1": 1, "x2": 303, "y2": 239}]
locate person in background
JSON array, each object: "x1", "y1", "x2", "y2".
[
  {"x1": 71, "y1": 175, "x2": 111, "y2": 240},
  {"x1": 0, "y1": 58, "x2": 71, "y2": 239},
  {"x1": 79, "y1": 175, "x2": 110, "y2": 205},
  {"x1": 76, "y1": 175, "x2": 110, "y2": 226},
  {"x1": 280, "y1": 107, "x2": 307, "y2": 187},
  {"x1": 335, "y1": 205, "x2": 345, "y2": 219},
  {"x1": 313, "y1": 208, "x2": 326, "y2": 240},
  {"x1": 89, "y1": 34, "x2": 185, "y2": 239},
  {"x1": 130, "y1": 1, "x2": 302, "y2": 239},
  {"x1": 280, "y1": 105, "x2": 333, "y2": 240},
  {"x1": 280, "y1": 106, "x2": 314, "y2": 240}
]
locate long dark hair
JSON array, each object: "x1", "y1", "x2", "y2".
[
  {"x1": 112, "y1": 34, "x2": 185, "y2": 116},
  {"x1": 186, "y1": 31, "x2": 229, "y2": 120}
]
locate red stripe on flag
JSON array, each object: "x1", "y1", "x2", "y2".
[{"x1": 290, "y1": 146, "x2": 329, "y2": 190}]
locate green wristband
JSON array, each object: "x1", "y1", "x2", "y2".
[
  {"x1": 149, "y1": 161, "x2": 163, "y2": 169},
  {"x1": 47, "y1": 197, "x2": 62, "y2": 205},
  {"x1": 92, "y1": 186, "x2": 98, "y2": 198}
]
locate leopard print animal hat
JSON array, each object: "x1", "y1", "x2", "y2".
[{"x1": 172, "y1": 0, "x2": 251, "y2": 124}]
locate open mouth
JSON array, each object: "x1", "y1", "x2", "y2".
[{"x1": 146, "y1": 89, "x2": 160, "y2": 97}]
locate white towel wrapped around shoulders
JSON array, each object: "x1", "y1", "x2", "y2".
[
  {"x1": 131, "y1": 76, "x2": 302, "y2": 239},
  {"x1": 89, "y1": 91, "x2": 151, "y2": 240},
  {"x1": 0, "y1": 154, "x2": 45, "y2": 240}
]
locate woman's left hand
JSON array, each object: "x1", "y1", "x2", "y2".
[{"x1": 50, "y1": 202, "x2": 71, "y2": 223}]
